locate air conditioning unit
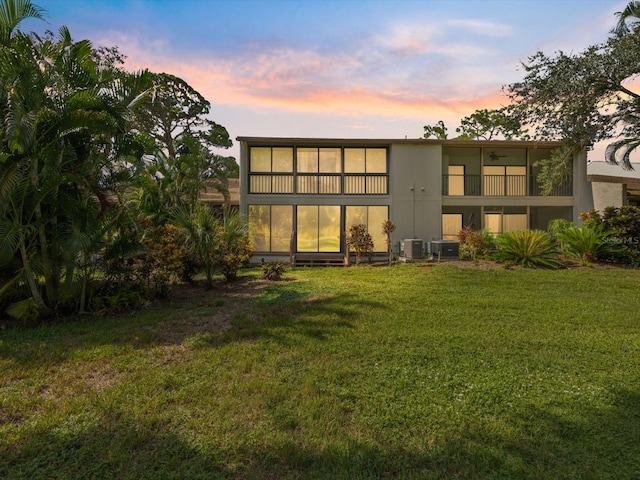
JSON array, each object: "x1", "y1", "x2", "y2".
[
  {"x1": 430, "y1": 240, "x2": 460, "y2": 258},
  {"x1": 403, "y1": 239, "x2": 423, "y2": 259}
]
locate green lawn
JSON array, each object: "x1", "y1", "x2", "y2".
[{"x1": 2, "y1": 264, "x2": 640, "y2": 479}]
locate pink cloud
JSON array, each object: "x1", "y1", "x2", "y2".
[{"x1": 105, "y1": 27, "x2": 517, "y2": 132}]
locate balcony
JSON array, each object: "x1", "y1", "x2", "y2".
[
  {"x1": 249, "y1": 173, "x2": 388, "y2": 195},
  {"x1": 442, "y1": 174, "x2": 573, "y2": 197}
]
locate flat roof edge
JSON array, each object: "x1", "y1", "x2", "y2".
[{"x1": 235, "y1": 136, "x2": 565, "y2": 148}]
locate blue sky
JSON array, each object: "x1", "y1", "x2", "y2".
[{"x1": 27, "y1": 0, "x2": 629, "y2": 159}]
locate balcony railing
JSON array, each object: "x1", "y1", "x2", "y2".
[
  {"x1": 249, "y1": 173, "x2": 388, "y2": 195},
  {"x1": 442, "y1": 174, "x2": 573, "y2": 197}
]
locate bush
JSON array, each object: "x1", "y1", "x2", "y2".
[
  {"x1": 211, "y1": 212, "x2": 254, "y2": 281},
  {"x1": 212, "y1": 229, "x2": 253, "y2": 281},
  {"x1": 556, "y1": 225, "x2": 624, "y2": 263},
  {"x1": 580, "y1": 206, "x2": 640, "y2": 265},
  {"x1": 458, "y1": 227, "x2": 495, "y2": 260},
  {"x1": 547, "y1": 218, "x2": 575, "y2": 241},
  {"x1": 142, "y1": 224, "x2": 195, "y2": 296},
  {"x1": 262, "y1": 262, "x2": 287, "y2": 281},
  {"x1": 347, "y1": 224, "x2": 374, "y2": 266},
  {"x1": 494, "y1": 230, "x2": 560, "y2": 268}
]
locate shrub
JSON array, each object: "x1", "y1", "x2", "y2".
[
  {"x1": 211, "y1": 212, "x2": 254, "y2": 281},
  {"x1": 557, "y1": 225, "x2": 625, "y2": 263},
  {"x1": 458, "y1": 227, "x2": 495, "y2": 260},
  {"x1": 547, "y1": 218, "x2": 575, "y2": 241},
  {"x1": 382, "y1": 219, "x2": 396, "y2": 266},
  {"x1": 142, "y1": 224, "x2": 195, "y2": 296},
  {"x1": 347, "y1": 224, "x2": 374, "y2": 266},
  {"x1": 580, "y1": 206, "x2": 640, "y2": 265},
  {"x1": 494, "y1": 230, "x2": 560, "y2": 269},
  {"x1": 262, "y1": 262, "x2": 287, "y2": 281}
]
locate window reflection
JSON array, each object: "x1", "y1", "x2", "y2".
[
  {"x1": 272, "y1": 147, "x2": 293, "y2": 172},
  {"x1": 297, "y1": 148, "x2": 318, "y2": 173},
  {"x1": 297, "y1": 206, "x2": 340, "y2": 252},
  {"x1": 250, "y1": 147, "x2": 271, "y2": 172},
  {"x1": 248, "y1": 205, "x2": 292, "y2": 252},
  {"x1": 319, "y1": 148, "x2": 341, "y2": 172},
  {"x1": 345, "y1": 206, "x2": 388, "y2": 252},
  {"x1": 366, "y1": 149, "x2": 387, "y2": 173}
]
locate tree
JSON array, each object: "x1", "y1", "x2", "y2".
[
  {"x1": 505, "y1": 2, "x2": 640, "y2": 175},
  {"x1": 173, "y1": 204, "x2": 252, "y2": 287},
  {"x1": 131, "y1": 72, "x2": 237, "y2": 223},
  {"x1": 172, "y1": 203, "x2": 219, "y2": 289},
  {"x1": 613, "y1": 0, "x2": 640, "y2": 34},
  {"x1": 347, "y1": 224, "x2": 373, "y2": 266},
  {"x1": 382, "y1": 219, "x2": 396, "y2": 266},
  {"x1": 455, "y1": 107, "x2": 528, "y2": 140},
  {"x1": 0, "y1": 1, "x2": 150, "y2": 317},
  {"x1": 423, "y1": 107, "x2": 528, "y2": 142},
  {"x1": 423, "y1": 120, "x2": 448, "y2": 139},
  {"x1": 0, "y1": 0, "x2": 44, "y2": 46}
]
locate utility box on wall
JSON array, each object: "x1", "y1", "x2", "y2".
[
  {"x1": 430, "y1": 240, "x2": 459, "y2": 258},
  {"x1": 403, "y1": 239, "x2": 423, "y2": 259}
]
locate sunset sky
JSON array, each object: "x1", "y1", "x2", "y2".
[{"x1": 26, "y1": 0, "x2": 629, "y2": 160}]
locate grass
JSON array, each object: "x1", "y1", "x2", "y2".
[{"x1": 1, "y1": 263, "x2": 640, "y2": 479}]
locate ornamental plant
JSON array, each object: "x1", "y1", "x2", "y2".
[
  {"x1": 262, "y1": 262, "x2": 287, "y2": 281},
  {"x1": 557, "y1": 225, "x2": 624, "y2": 264},
  {"x1": 347, "y1": 224, "x2": 374, "y2": 266},
  {"x1": 580, "y1": 206, "x2": 640, "y2": 265},
  {"x1": 382, "y1": 219, "x2": 396, "y2": 266},
  {"x1": 494, "y1": 230, "x2": 560, "y2": 268},
  {"x1": 210, "y1": 211, "x2": 253, "y2": 281},
  {"x1": 457, "y1": 227, "x2": 495, "y2": 260}
]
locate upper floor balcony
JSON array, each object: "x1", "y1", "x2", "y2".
[{"x1": 442, "y1": 174, "x2": 573, "y2": 197}]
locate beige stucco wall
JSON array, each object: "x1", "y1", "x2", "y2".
[{"x1": 591, "y1": 182, "x2": 626, "y2": 212}]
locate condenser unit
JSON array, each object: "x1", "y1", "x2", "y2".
[
  {"x1": 430, "y1": 240, "x2": 459, "y2": 258},
  {"x1": 403, "y1": 239, "x2": 423, "y2": 259}
]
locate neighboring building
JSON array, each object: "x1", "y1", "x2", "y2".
[
  {"x1": 200, "y1": 178, "x2": 240, "y2": 209},
  {"x1": 587, "y1": 161, "x2": 640, "y2": 211},
  {"x1": 237, "y1": 137, "x2": 593, "y2": 264}
]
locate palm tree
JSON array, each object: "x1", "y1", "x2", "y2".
[
  {"x1": 172, "y1": 203, "x2": 219, "y2": 289},
  {"x1": 605, "y1": 2, "x2": 640, "y2": 170},
  {"x1": 0, "y1": 0, "x2": 44, "y2": 46},
  {"x1": 0, "y1": 4, "x2": 150, "y2": 316},
  {"x1": 613, "y1": 1, "x2": 640, "y2": 35}
]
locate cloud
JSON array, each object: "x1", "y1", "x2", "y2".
[
  {"x1": 103, "y1": 15, "x2": 516, "y2": 129},
  {"x1": 447, "y1": 19, "x2": 512, "y2": 37}
]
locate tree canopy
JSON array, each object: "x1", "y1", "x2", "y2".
[
  {"x1": 0, "y1": 0, "x2": 246, "y2": 321},
  {"x1": 505, "y1": 1, "x2": 640, "y2": 170},
  {"x1": 423, "y1": 107, "x2": 527, "y2": 141}
]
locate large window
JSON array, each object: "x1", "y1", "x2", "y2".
[
  {"x1": 447, "y1": 165, "x2": 465, "y2": 196},
  {"x1": 297, "y1": 206, "x2": 341, "y2": 252},
  {"x1": 249, "y1": 147, "x2": 294, "y2": 193},
  {"x1": 248, "y1": 205, "x2": 293, "y2": 252},
  {"x1": 345, "y1": 206, "x2": 388, "y2": 252},
  {"x1": 442, "y1": 213, "x2": 462, "y2": 240},
  {"x1": 484, "y1": 212, "x2": 527, "y2": 235},
  {"x1": 483, "y1": 166, "x2": 527, "y2": 196},
  {"x1": 344, "y1": 148, "x2": 387, "y2": 194},
  {"x1": 296, "y1": 147, "x2": 342, "y2": 194},
  {"x1": 249, "y1": 146, "x2": 387, "y2": 195}
]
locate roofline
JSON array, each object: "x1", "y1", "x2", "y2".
[
  {"x1": 587, "y1": 174, "x2": 640, "y2": 186},
  {"x1": 235, "y1": 136, "x2": 566, "y2": 149}
]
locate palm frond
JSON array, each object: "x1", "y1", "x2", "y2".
[
  {"x1": 605, "y1": 138, "x2": 640, "y2": 170},
  {"x1": 0, "y1": 0, "x2": 46, "y2": 45},
  {"x1": 494, "y1": 230, "x2": 560, "y2": 268}
]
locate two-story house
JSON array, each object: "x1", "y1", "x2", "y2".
[{"x1": 237, "y1": 137, "x2": 593, "y2": 265}]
